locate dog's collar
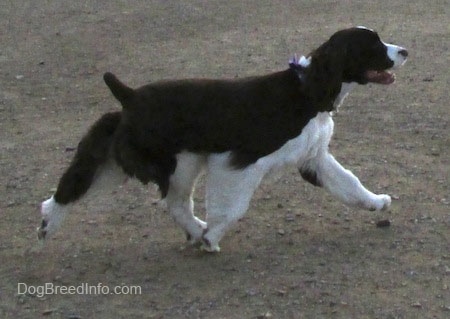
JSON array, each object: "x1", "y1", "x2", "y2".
[{"x1": 289, "y1": 54, "x2": 309, "y2": 81}]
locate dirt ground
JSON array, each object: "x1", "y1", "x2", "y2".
[{"x1": 1, "y1": 1, "x2": 448, "y2": 318}]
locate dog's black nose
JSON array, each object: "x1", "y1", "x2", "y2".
[{"x1": 399, "y1": 49, "x2": 408, "y2": 58}]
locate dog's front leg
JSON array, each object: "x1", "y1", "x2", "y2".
[{"x1": 301, "y1": 152, "x2": 391, "y2": 211}]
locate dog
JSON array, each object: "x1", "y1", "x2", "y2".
[{"x1": 38, "y1": 27, "x2": 408, "y2": 252}]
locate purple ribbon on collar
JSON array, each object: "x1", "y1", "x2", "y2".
[{"x1": 289, "y1": 54, "x2": 301, "y2": 67}]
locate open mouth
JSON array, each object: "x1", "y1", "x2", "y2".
[{"x1": 365, "y1": 70, "x2": 396, "y2": 85}]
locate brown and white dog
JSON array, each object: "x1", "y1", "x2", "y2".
[{"x1": 38, "y1": 27, "x2": 408, "y2": 252}]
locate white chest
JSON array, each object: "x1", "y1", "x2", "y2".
[{"x1": 255, "y1": 112, "x2": 334, "y2": 171}]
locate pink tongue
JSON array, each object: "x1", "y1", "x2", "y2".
[{"x1": 366, "y1": 70, "x2": 395, "y2": 84}]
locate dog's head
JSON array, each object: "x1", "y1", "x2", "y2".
[{"x1": 312, "y1": 27, "x2": 408, "y2": 85}]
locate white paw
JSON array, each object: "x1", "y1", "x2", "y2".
[
  {"x1": 186, "y1": 218, "x2": 207, "y2": 245},
  {"x1": 373, "y1": 194, "x2": 391, "y2": 211},
  {"x1": 200, "y1": 230, "x2": 221, "y2": 253},
  {"x1": 200, "y1": 242, "x2": 221, "y2": 253}
]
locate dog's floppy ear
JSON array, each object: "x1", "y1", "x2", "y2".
[{"x1": 104, "y1": 72, "x2": 135, "y2": 107}]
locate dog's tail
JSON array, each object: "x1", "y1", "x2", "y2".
[
  {"x1": 103, "y1": 72, "x2": 135, "y2": 107},
  {"x1": 53, "y1": 111, "x2": 122, "y2": 204},
  {"x1": 39, "y1": 111, "x2": 122, "y2": 240}
]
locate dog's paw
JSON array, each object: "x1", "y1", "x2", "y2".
[
  {"x1": 370, "y1": 194, "x2": 392, "y2": 211},
  {"x1": 200, "y1": 242, "x2": 221, "y2": 253},
  {"x1": 199, "y1": 229, "x2": 221, "y2": 253},
  {"x1": 185, "y1": 232, "x2": 203, "y2": 247},
  {"x1": 185, "y1": 217, "x2": 207, "y2": 245}
]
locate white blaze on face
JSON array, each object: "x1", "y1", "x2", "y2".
[
  {"x1": 384, "y1": 42, "x2": 408, "y2": 68},
  {"x1": 356, "y1": 26, "x2": 408, "y2": 68},
  {"x1": 356, "y1": 25, "x2": 374, "y2": 32}
]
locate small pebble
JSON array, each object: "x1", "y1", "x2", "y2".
[
  {"x1": 376, "y1": 219, "x2": 391, "y2": 228},
  {"x1": 285, "y1": 214, "x2": 295, "y2": 222},
  {"x1": 42, "y1": 309, "x2": 55, "y2": 315},
  {"x1": 276, "y1": 288, "x2": 287, "y2": 296}
]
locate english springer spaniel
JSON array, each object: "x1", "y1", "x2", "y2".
[{"x1": 38, "y1": 27, "x2": 408, "y2": 252}]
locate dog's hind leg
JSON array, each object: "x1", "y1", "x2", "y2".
[
  {"x1": 38, "y1": 112, "x2": 122, "y2": 240},
  {"x1": 165, "y1": 152, "x2": 207, "y2": 244},
  {"x1": 202, "y1": 153, "x2": 266, "y2": 252}
]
